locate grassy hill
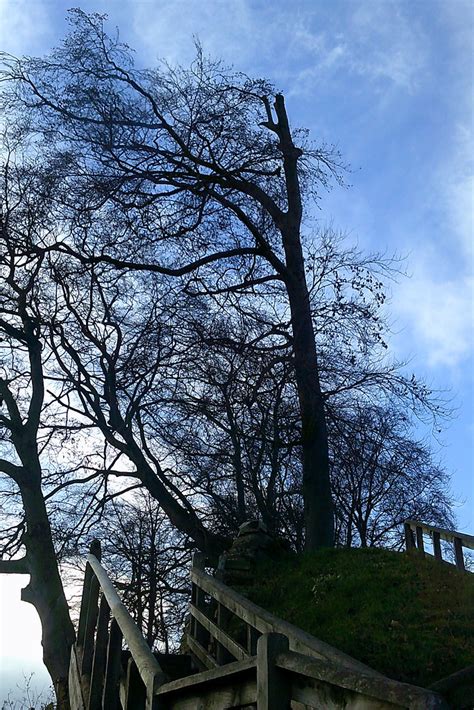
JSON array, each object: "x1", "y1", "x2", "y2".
[{"x1": 237, "y1": 547, "x2": 473, "y2": 688}]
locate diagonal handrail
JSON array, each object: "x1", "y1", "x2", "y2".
[
  {"x1": 74, "y1": 540, "x2": 167, "y2": 710},
  {"x1": 86, "y1": 553, "x2": 167, "y2": 694}
]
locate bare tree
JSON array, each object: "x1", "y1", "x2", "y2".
[
  {"x1": 329, "y1": 403, "x2": 455, "y2": 549},
  {"x1": 1, "y1": 10, "x2": 348, "y2": 547},
  {"x1": 0, "y1": 157, "x2": 74, "y2": 708},
  {"x1": 47, "y1": 256, "x2": 229, "y2": 558},
  {"x1": 95, "y1": 492, "x2": 190, "y2": 652}
]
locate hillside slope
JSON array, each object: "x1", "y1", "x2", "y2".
[{"x1": 238, "y1": 547, "x2": 473, "y2": 688}]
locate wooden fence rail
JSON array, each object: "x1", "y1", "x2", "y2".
[
  {"x1": 404, "y1": 520, "x2": 474, "y2": 572},
  {"x1": 71, "y1": 540, "x2": 167, "y2": 710}
]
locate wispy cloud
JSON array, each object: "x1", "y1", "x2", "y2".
[
  {"x1": 347, "y1": 2, "x2": 428, "y2": 91},
  {"x1": 394, "y1": 265, "x2": 473, "y2": 368},
  {"x1": 0, "y1": 0, "x2": 53, "y2": 55},
  {"x1": 392, "y1": 116, "x2": 473, "y2": 371}
]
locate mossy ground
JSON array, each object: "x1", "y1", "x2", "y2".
[{"x1": 238, "y1": 547, "x2": 474, "y2": 688}]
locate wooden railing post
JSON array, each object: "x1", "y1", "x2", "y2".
[
  {"x1": 216, "y1": 603, "x2": 234, "y2": 664},
  {"x1": 82, "y1": 573, "x2": 100, "y2": 679},
  {"x1": 432, "y1": 531, "x2": 442, "y2": 561},
  {"x1": 78, "y1": 540, "x2": 102, "y2": 648},
  {"x1": 404, "y1": 522, "x2": 415, "y2": 552},
  {"x1": 247, "y1": 624, "x2": 260, "y2": 656},
  {"x1": 257, "y1": 633, "x2": 291, "y2": 710},
  {"x1": 125, "y1": 657, "x2": 147, "y2": 709},
  {"x1": 88, "y1": 595, "x2": 110, "y2": 710},
  {"x1": 415, "y1": 526, "x2": 425, "y2": 556},
  {"x1": 404, "y1": 520, "x2": 472, "y2": 573},
  {"x1": 454, "y1": 537, "x2": 466, "y2": 572},
  {"x1": 191, "y1": 581, "x2": 210, "y2": 650},
  {"x1": 102, "y1": 618, "x2": 123, "y2": 710}
]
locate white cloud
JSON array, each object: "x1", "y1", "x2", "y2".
[
  {"x1": 128, "y1": 0, "x2": 267, "y2": 68},
  {"x1": 394, "y1": 264, "x2": 473, "y2": 368},
  {"x1": 0, "y1": 0, "x2": 53, "y2": 56},
  {"x1": 400, "y1": 117, "x2": 474, "y2": 370},
  {"x1": 348, "y1": 2, "x2": 428, "y2": 91}
]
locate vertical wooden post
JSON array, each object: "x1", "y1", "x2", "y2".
[
  {"x1": 432, "y1": 531, "x2": 442, "y2": 561},
  {"x1": 257, "y1": 633, "x2": 290, "y2": 710},
  {"x1": 247, "y1": 624, "x2": 260, "y2": 656},
  {"x1": 192, "y1": 551, "x2": 206, "y2": 570},
  {"x1": 454, "y1": 537, "x2": 465, "y2": 572},
  {"x1": 191, "y1": 583, "x2": 210, "y2": 650},
  {"x1": 82, "y1": 574, "x2": 100, "y2": 678},
  {"x1": 125, "y1": 657, "x2": 146, "y2": 709},
  {"x1": 88, "y1": 595, "x2": 110, "y2": 710},
  {"x1": 415, "y1": 526, "x2": 425, "y2": 556},
  {"x1": 216, "y1": 603, "x2": 234, "y2": 664},
  {"x1": 78, "y1": 540, "x2": 102, "y2": 648},
  {"x1": 102, "y1": 618, "x2": 123, "y2": 710},
  {"x1": 404, "y1": 523, "x2": 415, "y2": 552}
]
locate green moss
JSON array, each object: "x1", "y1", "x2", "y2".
[{"x1": 236, "y1": 547, "x2": 474, "y2": 687}]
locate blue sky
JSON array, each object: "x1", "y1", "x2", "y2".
[{"x1": 0, "y1": 0, "x2": 472, "y2": 696}]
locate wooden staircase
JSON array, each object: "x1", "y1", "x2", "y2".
[{"x1": 69, "y1": 524, "x2": 472, "y2": 709}]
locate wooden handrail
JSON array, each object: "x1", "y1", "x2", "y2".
[
  {"x1": 275, "y1": 650, "x2": 448, "y2": 708},
  {"x1": 86, "y1": 553, "x2": 167, "y2": 694},
  {"x1": 404, "y1": 519, "x2": 473, "y2": 572},
  {"x1": 73, "y1": 540, "x2": 167, "y2": 710},
  {"x1": 69, "y1": 538, "x2": 456, "y2": 708},
  {"x1": 184, "y1": 558, "x2": 450, "y2": 707},
  {"x1": 190, "y1": 561, "x2": 381, "y2": 677},
  {"x1": 405, "y1": 520, "x2": 474, "y2": 550}
]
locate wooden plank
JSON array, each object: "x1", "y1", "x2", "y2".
[
  {"x1": 185, "y1": 633, "x2": 219, "y2": 671},
  {"x1": 124, "y1": 657, "x2": 146, "y2": 709},
  {"x1": 405, "y1": 520, "x2": 474, "y2": 550},
  {"x1": 257, "y1": 633, "x2": 290, "y2": 710},
  {"x1": 404, "y1": 522, "x2": 415, "y2": 551},
  {"x1": 415, "y1": 526, "x2": 425, "y2": 556},
  {"x1": 190, "y1": 603, "x2": 248, "y2": 661},
  {"x1": 160, "y1": 677, "x2": 256, "y2": 710},
  {"x1": 247, "y1": 624, "x2": 260, "y2": 656},
  {"x1": 191, "y1": 584, "x2": 210, "y2": 650},
  {"x1": 276, "y1": 650, "x2": 449, "y2": 708},
  {"x1": 69, "y1": 645, "x2": 86, "y2": 710},
  {"x1": 291, "y1": 678, "x2": 400, "y2": 709},
  {"x1": 77, "y1": 563, "x2": 93, "y2": 649},
  {"x1": 156, "y1": 656, "x2": 256, "y2": 696},
  {"x1": 87, "y1": 595, "x2": 110, "y2": 710},
  {"x1": 102, "y1": 619, "x2": 123, "y2": 710},
  {"x1": 454, "y1": 537, "x2": 466, "y2": 572},
  {"x1": 190, "y1": 567, "x2": 382, "y2": 677},
  {"x1": 191, "y1": 551, "x2": 207, "y2": 570},
  {"x1": 78, "y1": 541, "x2": 102, "y2": 648},
  {"x1": 216, "y1": 602, "x2": 234, "y2": 665}
]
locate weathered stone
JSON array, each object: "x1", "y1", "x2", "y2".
[
  {"x1": 218, "y1": 519, "x2": 288, "y2": 587},
  {"x1": 238, "y1": 519, "x2": 268, "y2": 536}
]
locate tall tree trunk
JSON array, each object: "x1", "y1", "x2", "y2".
[
  {"x1": 273, "y1": 94, "x2": 334, "y2": 549},
  {"x1": 1, "y1": 317, "x2": 76, "y2": 709},
  {"x1": 285, "y1": 271, "x2": 334, "y2": 549},
  {"x1": 20, "y1": 480, "x2": 75, "y2": 709}
]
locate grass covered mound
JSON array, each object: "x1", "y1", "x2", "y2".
[{"x1": 238, "y1": 547, "x2": 474, "y2": 688}]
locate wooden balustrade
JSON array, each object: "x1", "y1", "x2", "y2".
[
  {"x1": 72, "y1": 540, "x2": 167, "y2": 710},
  {"x1": 69, "y1": 538, "x2": 458, "y2": 708},
  {"x1": 158, "y1": 552, "x2": 449, "y2": 708},
  {"x1": 404, "y1": 520, "x2": 474, "y2": 572}
]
